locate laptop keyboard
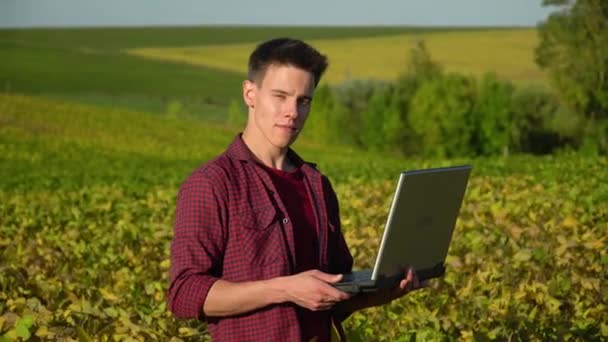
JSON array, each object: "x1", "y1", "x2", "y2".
[{"x1": 342, "y1": 269, "x2": 373, "y2": 282}]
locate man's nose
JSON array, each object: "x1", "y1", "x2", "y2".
[{"x1": 285, "y1": 100, "x2": 299, "y2": 119}]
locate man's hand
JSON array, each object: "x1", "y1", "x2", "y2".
[
  {"x1": 282, "y1": 270, "x2": 351, "y2": 311},
  {"x1": 334, "y1": 268, "x2": 428, "y2": 316},
  {"x1": 381, "y1": 267, "x2": 428, "y2": 305}
]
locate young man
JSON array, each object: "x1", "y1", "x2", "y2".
[{"x1": 168, "y1": 38, "x2": 425, "y2": 342}]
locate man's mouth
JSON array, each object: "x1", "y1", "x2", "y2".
[{"x1": 276, "y1": 124, "x2": 298, "y2": 132}]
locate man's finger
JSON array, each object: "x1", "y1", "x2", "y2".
[
  {"x1": 407, "y1": 268, "x2": 415, "y2": 281},
  {"x1": 398, "y1": 268, "x2": 416, "y2": 291},
  {"x1": 326, "y1": 287, "x2": 351, "y2": 301},
  {"x1": 399, "y1": 277, "x2": 411, "y2": 290},
  {"x1": 310, "y1": 270, "x2": 343, "y2": 283}
]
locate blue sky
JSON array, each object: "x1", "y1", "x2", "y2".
[{"x1": 1, "y1": 0, "x2": 554, "y2": 28}]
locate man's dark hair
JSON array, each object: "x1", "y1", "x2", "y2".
[{"x1": 248, "y1": 38, "x2": 328, "y2": 87}]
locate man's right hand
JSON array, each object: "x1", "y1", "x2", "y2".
[{"x1": 281, "y1": 270, "x2": 351, "y2": 311}]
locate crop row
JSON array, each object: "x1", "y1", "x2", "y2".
[{"x1": 1, "y1": 164, "x2": 606, "y2": 340}]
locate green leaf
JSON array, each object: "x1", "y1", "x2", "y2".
[
  {"x1": 77, "y1": 326, "x2": 93, "y2": 342},
  {"x1": 15, "y1": 324, "x2": 31, "y2": 340}
]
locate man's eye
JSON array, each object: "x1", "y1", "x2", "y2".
[
  {"x1": 299, "y1": 99, "x2": 311, "y2": 107},
  {"x1": 274, "y1": 94, "x2": 286, "y2": 99}
]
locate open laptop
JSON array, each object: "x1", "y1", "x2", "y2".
[{"x1": 334, "y1": 165, "x2": 472, "y2": 294}]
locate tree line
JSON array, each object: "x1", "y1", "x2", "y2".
[{"x1": 230, "y1": 0, "x2": 607, "y2": 157}]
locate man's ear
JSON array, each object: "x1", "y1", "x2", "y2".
[{"x1": 243, "y1": 80, "x2": 256, "y2": 109}]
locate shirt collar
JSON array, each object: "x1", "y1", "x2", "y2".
[{"x1": 226, "y1": 133, "x2": 317, "y2": 169}]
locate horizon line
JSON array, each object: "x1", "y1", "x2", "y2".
[{"x1": 0, "y1": 23, "x2": 540, "y2": 30}]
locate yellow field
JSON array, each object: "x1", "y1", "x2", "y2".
[{"x1": 126, "y1": 29, "x2": 544, "y2": 85}]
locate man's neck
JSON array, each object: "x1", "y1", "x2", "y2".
[{"x1": 241, "y1": 130, "x2": 295, "y2": 172}]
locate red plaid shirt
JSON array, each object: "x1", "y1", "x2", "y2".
[{"x1": 168, "y1": 135, "x2": 353, "y2": 341}]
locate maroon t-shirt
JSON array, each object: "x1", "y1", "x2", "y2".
[{"x1": 262, "y1": 163, "x2": 330, "y2": 342}]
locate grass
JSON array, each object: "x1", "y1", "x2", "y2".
[
  {"x1": 0, "y1": 26, "x2": 490, "y2": 50},
  {"x1": 127, "y1": 28, "x2": 544, "y2": 85},
  {"x1": 45, "y1": 93, "x2": 231, "y2": 122},
  {"x1": 1, "y1": 26, "x2": 544, "y2": 120},
  {"x1": 0, "y1": 93, "x2": 417, "y2": 192},
  {"x1": 0, "y1": 40, "x2": 244, "y2": 106}
]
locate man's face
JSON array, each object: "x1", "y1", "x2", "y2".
[{"x1": 243, "y1": 64, "x2": 315, "y2": 150}]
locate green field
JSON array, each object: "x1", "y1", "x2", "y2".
[
  {"x1": 1, "y1": 26, "x2": 607, "y2": 340},
  {"x1": 1, "y1": 93, "x2": 607, "y2": 340},
  {"x1": 0, "y1": 26, "x2": 455, "y2": 105},
  {"x1": 2, "y1": 26, "x2": 543, "y2": 120},
  {"x1": 128, "y1": 28, "x2": 543, "y2": 85}
]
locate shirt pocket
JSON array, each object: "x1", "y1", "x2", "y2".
[{"x1": 239, "y1": 205, "x2": 286, "y2": 266}]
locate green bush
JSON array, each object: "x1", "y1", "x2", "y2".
[
  {"x1": 510, "y1": 86, "x2": 560, "y2": 154},
  {"x1": 408, "y1": 73, "x2": 476, "y2": 158},
  {"x1": 471, "y1": 73, "x2": 515, "y2": 156},
  {"x1": 308, "y1": 40, "x2": 595, "y2": 158},
  {"x1": 334, "y1": 79, "x2": 388, "y2": 120},
  {"x1": 306, "y1": 84, "x2": 336, "y2": 144},
  {"x1": 401, "y1": 40, "x2": 443, "y2": 82},
  {"x1": 382, "y1": 88, "x2": 408, "y2": 153},
  {"x1": 360, "y1": 84, "x2": 393, "y2": 151}
]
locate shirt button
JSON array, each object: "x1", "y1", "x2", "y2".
[{"x1": 282, "y1": 218, "x2": 289, "y2": 224}]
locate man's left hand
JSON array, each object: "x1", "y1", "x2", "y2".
[{"x1": 367, "y1": 267, "x2": 428, "y2": 307}]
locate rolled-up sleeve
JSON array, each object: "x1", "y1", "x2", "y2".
[{"x1": 167, "y1": 171, "x2": 227, "y2": 319}]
